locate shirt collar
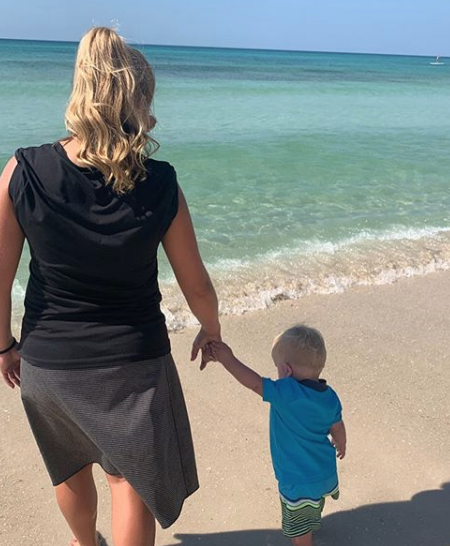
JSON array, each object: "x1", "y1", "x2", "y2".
[{"x1": 299, "y1": 378, "x2": 328, "y2": 392}]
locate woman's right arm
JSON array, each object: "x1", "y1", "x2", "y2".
[
  {"x1": 162, "y1": 187, "x2": 221, "y2": 366},
  {"x1": 0, "y1": 157, "x2": 25, "y2": 388}
]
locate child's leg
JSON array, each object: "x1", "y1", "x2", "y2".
[{"x1": 291, "y1": 532, "x2": 313, "y2": 546}]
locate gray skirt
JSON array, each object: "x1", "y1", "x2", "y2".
[{"x1": 20, "y1": 354, "x2": 199, "y2": 529}]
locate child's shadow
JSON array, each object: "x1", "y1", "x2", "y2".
[{"x1": 164, "y1": 482, "x2": 450, "y2": 546}]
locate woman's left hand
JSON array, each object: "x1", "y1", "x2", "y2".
[
  {"x1": 191, "y1": 327, "x2": 221, "y2": 370},
  {"x1": 0, "y1": 348, "x2": 21, "y2": 388}
]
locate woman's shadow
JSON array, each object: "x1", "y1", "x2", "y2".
[{"x1": 162, "y1": 482, "x2": 450, "y2": 546}]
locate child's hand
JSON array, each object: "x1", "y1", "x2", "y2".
[
  {"x1": 330, "y1": 420, "x2": 346, "y2": 460},
  {"x1": 209, "y1": 341, "x2": 235, "y2": 366},
  {"x1": 191, "y1": 326, "x2": 222, "y2": 370},
  {"x1": 332, "y1": 438, "x2": 346, "y2": 460}
]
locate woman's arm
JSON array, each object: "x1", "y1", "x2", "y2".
[
  {"x1": 162, "y1": 186, "x2": 221, "y2": 365},
  {"x1": 0, "y1": 157, "x2": 25, "y2": 388}
]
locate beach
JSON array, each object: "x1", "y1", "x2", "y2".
[
  {"x1": 2, "y1": 269, "x2": 450, "y2": 546},
  {"x1": 2, "y1": 38, "x2": 450, "y2": 546}
]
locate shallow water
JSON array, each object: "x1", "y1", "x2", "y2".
[{"x1": 2, "y1": 39, "x2": 449, "y2": 330}]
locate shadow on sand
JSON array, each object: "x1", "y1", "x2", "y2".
[{"x1": 161, "y1": 482, "x2": 450, "y2": 546}]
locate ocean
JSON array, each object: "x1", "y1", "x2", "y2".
[{"x1": 1, "y1": 39, "x2": 449, "y2": 331}]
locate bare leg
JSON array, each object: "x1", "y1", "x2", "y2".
[
  {"x1": 54, "y1": 464, "x2": 99, "y2": 546},
  {"x1": 291, "y1": 532, "x2": 313, "y2": 546},
  {"x1": 105, "y1": 473, "x2": 156, "y2": 546}
]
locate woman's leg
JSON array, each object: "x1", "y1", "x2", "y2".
[
  {"x1": 105, "y1": 473, "x2": 156, "y2": 546},
  {"x1": 54, "y1": 464, "x2": 99, "y2": 546},
  {"x1": 291, "y1": 532, "x2": 313, "y2": 546}
]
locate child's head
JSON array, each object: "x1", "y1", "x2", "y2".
[{"x1": 271, "y1": 324, "x2": 326, "y2": 380}]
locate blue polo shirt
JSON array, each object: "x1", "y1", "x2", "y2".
[{"x1": 263, "y1": 377, "x2": 342, "y2": 501}]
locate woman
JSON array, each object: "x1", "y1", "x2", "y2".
[{"x1": 0, "y1": 27, "x2": 220, "y2": 546}]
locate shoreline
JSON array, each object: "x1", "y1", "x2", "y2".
[
  {"x1": 12, "y1": 227, "x2": 450, "y2": 336},
  {"x1": 3, "y1": 269, "x2": 450, "y2": 545},
  {"x1": 162, "y1": 229, "x2": 450, "y2": 330}
]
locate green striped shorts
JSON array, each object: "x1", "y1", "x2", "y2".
[{"x1": 280, "y1": 486, "x2": 339, "y2": 538}]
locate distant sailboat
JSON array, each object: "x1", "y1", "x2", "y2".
[{"x1": 430, "y1": 54, "x2": 444, "y2": 65}]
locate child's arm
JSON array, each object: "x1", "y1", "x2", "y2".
[
  {"x1": 330, "y1": 420, "x2": 347, "y2": 459},
  {"x1": 208, "y1": 341, "x2": 263, "y2": 397}
]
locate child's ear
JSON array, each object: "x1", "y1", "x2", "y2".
[{"x1": 285, "y1": 363, "x2": 293, "y2": 377}]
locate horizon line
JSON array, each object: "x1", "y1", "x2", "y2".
[{"x1": 0, "y1": 36, "x2": 444, "y2": 59}]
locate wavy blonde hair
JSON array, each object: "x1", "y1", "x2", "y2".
[{"x1": 65, "y1": 27, "x2": 159, "y2": 193}]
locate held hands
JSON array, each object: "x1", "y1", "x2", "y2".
[
  {"x1": 191, "y1": 326, "x2": 221, "y2": 370},
  {"x1": 191, "y1": 333, "x2": 236, "y2": 371},
  {"x1": 208, "y1": 341, "x2": 235, "y2": 367},
  {"x1": 0, "y1": 348, "x2": 21, "y2": 389},
  {"x1": 195, "y1": 340, "x2": 235, "y2": 370},
  {"x1": 200, "y1": 341, "x2": 263, "y2": 396}
]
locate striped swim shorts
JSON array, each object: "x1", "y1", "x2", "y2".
[{"x1": 280, "y1": 485, "x2": 340, "y2": 538}]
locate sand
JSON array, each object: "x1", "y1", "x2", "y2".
[{"x1": 1, "y1": 270, "x2": 450, "y2": 546}]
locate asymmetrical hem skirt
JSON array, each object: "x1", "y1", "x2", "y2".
[{"x1": 20, "y1": 354, "x2": 199, "y2": 529}]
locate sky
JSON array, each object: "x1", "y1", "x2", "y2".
[{"x1": 1, "y1": 0, "x2": 449, "y2": 56}]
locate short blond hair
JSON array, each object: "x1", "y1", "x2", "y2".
[{"x1": 272, "y1": 324, "x2": 326, "y2": 372}]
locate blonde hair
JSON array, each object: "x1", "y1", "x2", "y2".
[
  {"x1": 272, "y1": 324, "x2": 327, "y2": 372},
  {"x1": 65, "y1": 27, "x2": 159, "y2": 194}
]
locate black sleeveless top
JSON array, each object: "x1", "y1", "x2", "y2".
[{"x1": 9, "y1": 143, "x2": 178, "y2": 369}]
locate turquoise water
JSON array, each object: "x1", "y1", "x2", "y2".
[{"x1": 2, "y1": 39, "x2": 450, "y2": 330}]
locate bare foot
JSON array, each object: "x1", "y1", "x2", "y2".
[{"x1": 68, "y1": 534, "x2": 101, "y2": 546}]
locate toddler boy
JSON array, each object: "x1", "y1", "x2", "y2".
[{"x1": 208, "y1": 324, "x2": 346, "y2": 546}]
